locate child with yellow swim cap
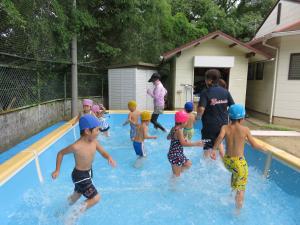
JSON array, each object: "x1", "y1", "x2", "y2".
[
  {"x1": 132, "y1": 111, "x2": 157, "y2": 158},
  {"x1": 123, "y1": 100, "x2": 141, "y2": 141}
]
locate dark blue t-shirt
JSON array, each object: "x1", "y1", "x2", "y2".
[{"x1": 199, "y1": 85, "x2": 234, "y2": 129}]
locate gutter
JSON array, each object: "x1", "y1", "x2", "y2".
[{"x1": 262, "y1": 39, "x2": 279, "y2": 124}]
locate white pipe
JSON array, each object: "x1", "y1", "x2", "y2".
[
  {"x1": 24, "y1": 149, "x2": 44, "y2": 184},
  {"x1": 262, "y1": 39, "x2": 279, "y2": 124}
]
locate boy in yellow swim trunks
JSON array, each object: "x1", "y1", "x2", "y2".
[
  {"x1": 183, "y1": 102, "x2": 196, "y2": 140},
  {"x1": 211, "y1": 104, "x2": 266, "y2": 210}
]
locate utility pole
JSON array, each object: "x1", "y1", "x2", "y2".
[{"x1": 71, "y1": 0, "x2": 78, "y2": 117}]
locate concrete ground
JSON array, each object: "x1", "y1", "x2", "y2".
[{"x1": 245, "y1": 118, "x2": 300, "y2": 158}]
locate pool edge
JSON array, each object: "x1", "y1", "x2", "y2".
[{"x1": 0, "y1": 117, "x2": 77, "y2": 186}]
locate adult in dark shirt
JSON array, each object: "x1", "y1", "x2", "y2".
[{"x1": 197, "y1": 69, "x2": 235, "y2": 158}]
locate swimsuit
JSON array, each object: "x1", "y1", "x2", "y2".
[
  {"x1": 72, "y1": 168, "x2": 98, "y2": 199},
  {"x1": 98, "y1": 117, "x2": 110, "y2": 132},
  {"x1": 133, "y1": 141, "x2": 146, "y2": 157},
  {"x1": 167, "y1": 127, "x2": 188, "y2": 167},
  {"x1": 183, "y1": 127, "x2": 194, "y2": 140},
  {"x1": 223, "y1": 155, "x2": 248, "y2": 191},
  {"x1": 130, "y1": 124, "x2": 137, "y2": 139}
]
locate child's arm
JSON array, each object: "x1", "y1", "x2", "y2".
[
  {"x1": 211, "y1": 125, "x2": 226, "y2": 160},
  {"x1": 52, "y1": 144, "x2": 75, "y2": 179},
  {"x1": 143, "y1": 126, "x2": 157, "y2": 139},
  {"x1": 96, "y1": 141, "x2": 116, "y2": 167},
  {"x1": 123, "y1": 113, "x2": 137, "y2": 126},
  {"x1": 177, "y1": 129, "x2": 203, "y2": 147},
  {"x1": 246, "y1": 128, "x2": 268, "y2": 151}
]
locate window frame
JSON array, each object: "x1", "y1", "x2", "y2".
[{"x1": 288, "y1": 53, "x2": 300, "y2": 80}]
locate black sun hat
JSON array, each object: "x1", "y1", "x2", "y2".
[{"x1": 148, "y1": 72, "x2": 161, "y2": 82}]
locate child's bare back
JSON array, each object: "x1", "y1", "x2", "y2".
[
  {"x1": 129, "y1": 110, "x2": 141, "y2": 125},
  {"x1": 185, "y1": 113, "x2": 195, "y2": 129},
  {"x1": 222, "y1": 123, "x2": 250, "y2": 157}
]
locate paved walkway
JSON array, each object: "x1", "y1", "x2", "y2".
[{"x1": 251, "y1": 130, "x2": 300, "y2": 137}]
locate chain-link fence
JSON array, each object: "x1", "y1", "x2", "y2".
[
  {"x1": 0, "y1": 0, "x2": 108, "y2": 114},
  {"x1": 0, "y1": 59, "x2": 107, "y2": 113}
]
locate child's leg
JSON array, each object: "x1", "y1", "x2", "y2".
[
  {"x1": 182, "y1": 160, "x2": 192, "y2": 172},
  {"x1": 235, "y1": 190, "x2": 245, "y2": 209},
  {"x1": 84, "y1": 193, "x2": 101, "y2": 210},
  {"x1": 68, "y1": 191, "x2": 82, "y2": 205},
  {"x1": 171, "y1": 165, "x2": 182, "y2": 177},
  {"x1": 203, "y1": 149, "x2": 211, "y2": 158}
]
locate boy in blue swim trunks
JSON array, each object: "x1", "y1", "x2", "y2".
[
  {"x1": 212, "y1": 104, "x2": 266, "y2": 210},
  {"x1": 123, "y1": 100, "x2": 141, "y2": 141},
  {"x1": 132, "y1": 111, "x2": 157, "y2": 158},
  {"x1": 52, "y1": 114, "x2": 116, "y2": 221}
]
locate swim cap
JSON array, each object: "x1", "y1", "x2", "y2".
[
  {"x1": 141, "y1": 111, "x2": 151, "y2": 121},
  {"x1": 184, "y1": 102, "x2": 193, "y2": 112},
  {"x1": 229, "y1": 104, "x2": 246, "y2": 120},
  {"x1": 128, "y1": 100, "x2": 137, "y2": 108},
  {"x1": 175, "y1": 110, "x2": 188, "y2": 123},
  {"x1": 92, "y1": 105, "x2": 100, "y2": 113},
  {"x1": 83, "y1": 99, "x2": 93, "y2": 107},
  {"x1": 79, "y1": 114, "x2": 101, "y2": 131}
]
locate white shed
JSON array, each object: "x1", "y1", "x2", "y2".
[{"x1": 108, "y1": 63, "x2": 158, "y2": 110}]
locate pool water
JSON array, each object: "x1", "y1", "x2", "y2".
[{"x1": 1, "y1": 114, "x2": 300, "y2": 225}]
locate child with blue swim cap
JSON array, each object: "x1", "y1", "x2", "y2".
[
  {"x1": 183, "y1": 102, "x2": 196, "y2": 140},
  {"x1": 211, "y1": 104, "x2": 267, "y2": 211},
  {"x1": 52, "y1": 114, "x2": 116, "y2": 223}
]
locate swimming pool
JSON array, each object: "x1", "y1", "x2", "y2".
[{"x1": 1, "y1": 114, "x2": 300, "y2": 225}]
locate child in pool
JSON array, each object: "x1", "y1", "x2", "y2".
[
  {"x1": 132, "y1": 111, "x2": 157, "y2": 158},
  {"x1": 123, "y1": 100, "x2": 141, "y2": 141},
  {"x1": 52, "y1": 114, "x2": 116, "y2": 222},
  {"x1": 92, "y1": 104, "x2": 110, "y2": 137},
  {"x1": 167, "y1": 111, "x2": 203, "y2": 177},
  {"x1": 183, "y1": 102, "x2": 196, "y2": 141},
  {"x1": 73, "y1": 99, "x2": 96, "y2": 125},
  {"x1": 211, "y1": 104, "x2": 266, "y2": 210}
]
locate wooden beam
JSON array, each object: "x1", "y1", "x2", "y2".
[
  {"x1": 229, "y1": 43, "x2": 237, "y2": 48},
  {"x1": 246, "y1": 52, "x2": 256, "y2": 58},
  {"x1": 212, "y1": 34, "x2": 219, "y2": 39}
]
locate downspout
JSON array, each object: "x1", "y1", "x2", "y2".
[{"x1": 262, "y1": 39, "x2": 279, "y2": 124}]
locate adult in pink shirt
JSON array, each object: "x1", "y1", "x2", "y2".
[{"x1": 147, "y1": 73, "x2": 167, "y2": 132}]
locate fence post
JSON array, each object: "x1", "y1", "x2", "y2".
[
  {"x1": 37, "y1": 71, "x2": 41, "y2": 124},
  {"x1": 64, "y1": 73, "x2": 67, "y2": 119}
]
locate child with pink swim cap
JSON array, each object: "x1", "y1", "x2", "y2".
[
  {"x1": 92, "y1": 104, "x2": 110, "y2": 137},
  {"x1": 73, "y1": 99, "x2": 96, "y2": 125},
  {"x1": 167, "y1": 111, "x2": 204, "y2": 177}
]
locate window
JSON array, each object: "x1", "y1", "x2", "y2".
[
  {"x1": 288, "y1": 53, "x2": 300, "y2": 80},
  {"x1": 247, "y1": 63, "x2": 255, "y2": 80},
  {"x1": 256, "y1": 63, "x2": 264, "y2": 80},
  {"x1": 277, "y1": 3, "x2": 281, "y2": 25}
]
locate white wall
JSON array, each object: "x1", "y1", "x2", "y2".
[
  {"x1": 136, "y1": 69, "x2": 155, "y2": 111},
  {"x1": 108, "y1": 68, "x2": 136, "y2": 110},
  {"x1": 246, "y1": 61, "x2": 275, "y2": 114},
  {"x1": 108, "y1": 68, "x2": 156, "y2": 110},
  {"x1": 273, "y1": 35, "x2": 300, "y2": 119},
  {"x1": 174, "y1": 39, "x2": 249, "y2": 108},
  {"x1": 255, "y1": 0, "x2": 300, "y2": 38}
]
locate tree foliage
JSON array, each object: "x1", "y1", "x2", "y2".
[{"x1": 0, "y1": 0, "x2": 276, "y2": 66}]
